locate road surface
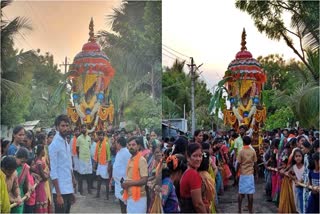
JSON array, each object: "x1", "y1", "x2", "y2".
[{"x1": 70, "y1": 177, "x2": 278, "y2": 213}]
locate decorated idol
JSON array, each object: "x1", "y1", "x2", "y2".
[
  {"x1": 67, "y1": 18, "x2": 115, "y2": 132},
  {"x1": 222, "y1": 29, "x2": 267, "y2": 142}
]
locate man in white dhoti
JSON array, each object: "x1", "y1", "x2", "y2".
[
  {"x1": 76, "y1": 124, "x2": 92, "y2": 195},
  {"x1": 93, "y1": 130, "x2": 111, "y2": 199},
  {"x1": 113, "y1": 136, "x2": 131, "y2": 213}
]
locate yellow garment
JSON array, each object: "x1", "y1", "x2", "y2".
[
  {"x1": 83, "y1": 74, "x2": 97, "y2": 93},
  {"x1": 240, "y1": 80, "x2": 252, "y2": 98},
  {"x1": 278, "y1": 176, "x2": 296, "y2": 213},
  {"x1": 208, "y1": 165, "x2": 216, "y2": 213},
  {"x1": 43, "y1": 148, "x2": 52, "y2": 205},
  {"x1": 0, "y1": 170, "x2": 11, "y2": 213},
  {"x1": 150, "y1": 193, "x2": 162, "y2": 213}
]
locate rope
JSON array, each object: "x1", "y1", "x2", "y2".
[
  {"x1": 10, "y1": 182, "x2": 39, "y2": 208},
  {"x1": 266, "y1": 167, "x2": 319, "y2": 191}
]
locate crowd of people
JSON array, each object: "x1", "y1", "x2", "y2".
[
  {"x1": 160, "y1": 126, "x2": 320, "y2": 213},
  {"x1": 261, "y1": 128, "x2": 320, "y2": 213},
  {"x1": 0, "y1": 114, "x2": 319, "y2": 213},
  {"x1": 0, "y1": 114, "x2": 163, "y2": 213}
]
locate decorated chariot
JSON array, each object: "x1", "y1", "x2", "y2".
[
  {"x1": 223, "y1": 29, "x2": 267, "y2": 146},
  {"x1": 67, "y1": 18, "x2": 115, "y2": 132}
]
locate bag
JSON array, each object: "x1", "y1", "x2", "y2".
[{"x1": 149, "y1": 193, "x2": 163, "y2": 213}]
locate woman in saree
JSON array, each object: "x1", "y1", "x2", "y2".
[
  {"x1": 198, "y1": 151, "x2": 216, "y2": 213},
  {"x1": 147, "y1": 140, "x2": 162, "y2": 213},
  {"x1": 36, "y1": 132, "x2": 53, "y2": 212},
  {"x1": 12, "y1": 148, "x2": 31, "y2": 213},
  {"x1": 32, "y1": 145, "x2": 49, "y2": 213}
]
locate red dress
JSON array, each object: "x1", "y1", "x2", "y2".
[{"x1": 180, "y1": 168, "x2": 202, "y2": 212}]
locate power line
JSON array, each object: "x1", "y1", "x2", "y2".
[
  {"x1": 22, "y1": 1, "x2": 42, "y2": 34},
  {"x1": 25, "y1": 0, "x2": 48, "y2": 34},
  {"x1": 162, "y1": 52, "x2": 177, "y2": 61},
  {"x1": 199, "y1": 73, "x2": 213, "y2": 89},
  {"x1": 162, "y1": 44, "x2": 190, "y2": 59},
  {"x1": 162, "y1": 47, "x2": 187, "y2": 61}
]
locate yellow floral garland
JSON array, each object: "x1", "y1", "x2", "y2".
[
  {"x1": 98, "y1": 103, "x2": 114, "y2": 123},
  {"x1": 80, "y1": 96, "x2": 97, "y2": 112},
  {"x1": 238, "y1": 99, "x2": 252, "y2": 112},
  {"x1": 223, "y1": 110, "x2": 237, "y2": 126},
  {"x1": 67, "y1": 107, "x2": 79, "y2": 123}
]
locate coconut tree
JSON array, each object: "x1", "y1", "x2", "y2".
[
  {"x1": 97, "y1": 1, "x2": 161, "y2": 123},
  {"x1": 1, "y1": 0, "x2": 37, "y2": 99}
]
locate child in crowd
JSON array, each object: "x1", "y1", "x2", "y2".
[
  {"x1": 290, "y1": 149, "x2": 304, "y2": 213},
  {"x1": 306, "y1": 152, "x2": 319, "y2": 213},
  {"x1": 1, "y1": 156, "x2": 21, "y2": 211}
]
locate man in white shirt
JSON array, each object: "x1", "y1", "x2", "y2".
[
  {"x1": 49, "y1": 115, "x2": 76, "y2": 213},
  {"x1": 112, "y1": 137, "x2": 131, "y2": 213}
]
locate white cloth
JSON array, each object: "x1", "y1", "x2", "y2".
[
  {"x1": 48, "y1": 132, "x2": 74, "y2": 194},
  {"x1": 69, "y1": 137, "x2": 79, "y2": 172},
  {"x1": 90, "y1": 142, "x2": 96, "y2": 159},
  {"x1": 127, "y1": 196, "x2": 147, "y2": 213},
  {"x1": 72, "y1": 155, "x2": 80, "y2": 172},
  {"x1": 113, "y1": 147, "x2": 131, "y2": 201},
  {"x1": 293, "y1": 165, "x2": 304, "y2": 181},
  {"x1": 78, "y1": 158, "x2": 92, "y2": 175},
  {"x1": 293, "y1": 164, "x2": 304, "y2": 213},
  {"x1": 96, "y1": 164, "x2": 109, "y2": 179}
]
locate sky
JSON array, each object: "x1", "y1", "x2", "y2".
[
  {"x1": 4, "y1": 0, "x2": 300, "y2": 90},
  {"x1": 162, "y1": 0, "x2": 300, "y2": 91},
  {"x1": 3, "y1": 0, "x2": 122, "y2": 71}
]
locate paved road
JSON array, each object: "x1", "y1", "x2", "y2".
[
  {"x1": 216, "y1": 177, "x2": 278, "y2": 213},
  {"x1": 70, "y1": 182, "x2": 121, "y2": 213},
  {"x1": 70, "y1": 177, "x2": 277, "y2": 213}
]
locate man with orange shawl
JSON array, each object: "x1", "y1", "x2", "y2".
[
  {"x1": 121, "y1": 136, "x2": 148, "y2": 213},
  {"x1": 70, "y1": 127, "x2": 80, "y2": 186},
  {"x1": 94, "y1": 130, "x2": 111, "y2": 199}
]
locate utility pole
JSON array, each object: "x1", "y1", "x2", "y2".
[
  {"x1": 188, "y1": 57, "x2": 203, "y2": 135},
  {"x1": 189, "y1": 57, "x2": 196, "y2": 135},
  {"x1": 59, "y1": 56, "x2": 72, "y2": 74}
]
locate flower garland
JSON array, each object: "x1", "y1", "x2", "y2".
[
  {"x1": 75, "y1": 103, "x2": 86, "y2": 119},
  {"x1": 87, "y1": 115, "x2": 100, "y2": 133},
  {"x1": 80, "y1": 96, "x2": 97, "y2": 110},
  {"x1": 238, "y1": 99, "x2": 253, "y2": 112},
  {"x1": 232, "y1": 106, "x2": 243, "y2": 122},
  {"x1": 90, "y1": 101, "x2": 101, "y2": 118},
  {"x1": 248, "y1": 105, "x2": 257, "y2": 118}
]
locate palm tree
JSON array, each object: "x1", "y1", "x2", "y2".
[
  {"x1": 274, "y1": 82, "x2": 319, "y2": 128},
  {"x1": 1, "y1": 0, "x2": 33, "y2": 96},
  {"x1": 97, "y1": 1, "x2": 161, "y2": 123}
]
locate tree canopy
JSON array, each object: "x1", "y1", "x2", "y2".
[
  {"x1": 162, "y1": 59, "x2": 213, "y2": 129},
  {"x1": 98, "y1": 1, "x2": 162, "y2": 129}
]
